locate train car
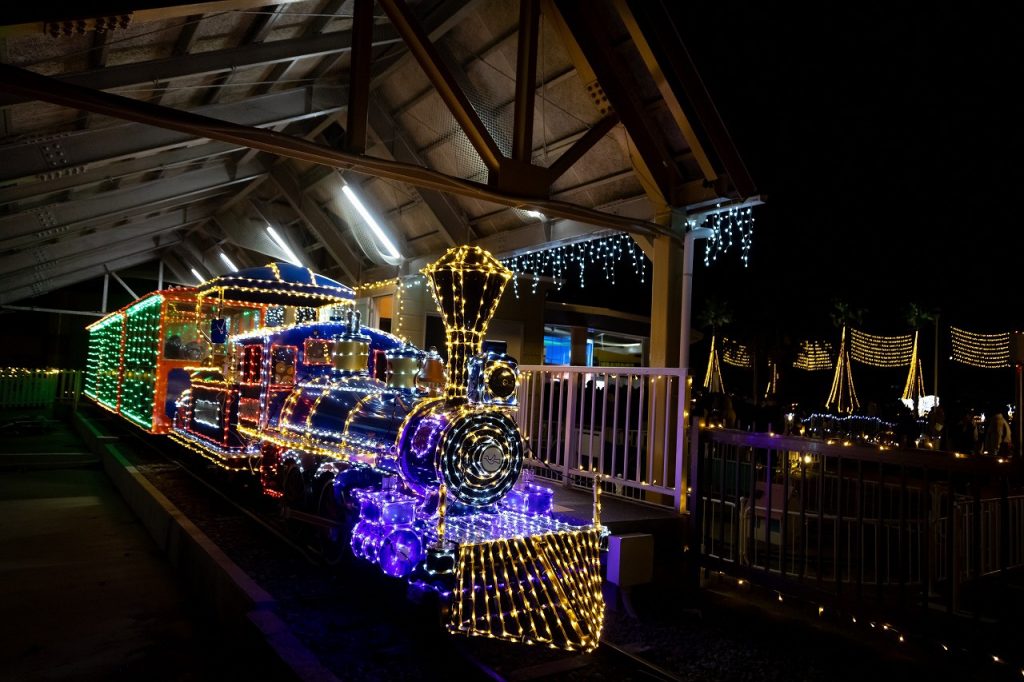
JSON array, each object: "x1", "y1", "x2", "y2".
[
  {"x1": 85, "y1": 247, "x2": 605, "y2": 652},
  {"x1": 84, "y1": 286, "x2": 265, "y2": 433}
]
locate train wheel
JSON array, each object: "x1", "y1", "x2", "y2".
[{"x1": 316, "y1": 477, "x2": 352, "y2": 566}]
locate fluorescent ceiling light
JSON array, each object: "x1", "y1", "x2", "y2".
[
  {"x1": 266, "y1": 225, "x2": 302, "y2": 266},
  {"x1": 219, "y1": 252, "x2": 238, "y2": 272},
  {"x1": 524, "y1": 209, "x2": 545, "y2": 220},
  {"x1": 341, "y1": 184, "x2": 401, "y2": 259},
  {"x1": 190, "y1": 267, "x2": 205, "y2": 284}
]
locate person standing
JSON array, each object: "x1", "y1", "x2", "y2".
[
  {"x1": 984, "y1": 407, "x2": 1012, "y2": 456},
  {"x1": 926, "y1": 404, "x2": 946, "y2": 450},
  {"x1": 949, "y1": 410, "x2": 978, "y2": 455}
]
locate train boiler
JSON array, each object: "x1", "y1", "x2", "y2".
[{"x1": 84, "y1": 246, "x2": 605, "y2": 652}]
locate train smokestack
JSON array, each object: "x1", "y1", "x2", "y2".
[{"x1": 422, "y1": 246, "x2": 511, "y2": 400}]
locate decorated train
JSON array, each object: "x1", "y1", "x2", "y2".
[{"x1": 84, "y1": 246, "x2": 604, "y2": 651}]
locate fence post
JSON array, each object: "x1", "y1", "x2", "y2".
[
  {"x1": 562, "y1": 371, "x2": 578, "y2": 486},
  {"x1": 673, "y1": 370, "x2": 689, "y2": 513},
  {"x1": 686, "y1": 415, "x2": 703, "y2": 588},
  {"x1": 951, "y1": 498, "x2": 961, "y2": 614},
  {"x1": 1000, "y1": 477, "x2": 1010, "y2": 574},
  {"x1": 515, "y1": 371, "x2": 529, "y2": 436}
]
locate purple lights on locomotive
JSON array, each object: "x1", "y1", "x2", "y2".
[
  {"x1": 397, "y1": 411, "x2": 447, "y2": 497},
  {"x1": 501, "y1": 483, "x2": 555, "y2": 516},
  {"x1": 350, "y1": 488, "x2": 425, "y2": 578}
]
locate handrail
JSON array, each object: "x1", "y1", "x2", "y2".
[
  {"x1": 515, "y1": 364, "x2": 688, "y2": 510},
  {"x1": 701, "y1": 426, "x2": 1008, "y2": 472}
]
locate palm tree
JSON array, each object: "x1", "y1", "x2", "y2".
[
  {"x1": 829, "y1": 299, "x2": 863, "y2": 329},
  {"x1": 698, "y1": 297, "x2": 733, "y2": 333}
]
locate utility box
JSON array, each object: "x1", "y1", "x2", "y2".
[{"x1": 607, "y1": 533, "x2": 654, "y2": 587}]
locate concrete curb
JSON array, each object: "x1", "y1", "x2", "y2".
[{"x1": 74, "y1": 411, "x2": 340, "y2": 682}]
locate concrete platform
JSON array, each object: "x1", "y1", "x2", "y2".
[
  {"x1": 0, "y1": 411, "x2": 302, "y2": 681},
  {"x1": 548, "y1": 481, "x2": 688, "y2": 575},
  {"x1": 0, "y1": 467, "x2": 284, "y2": 681}
]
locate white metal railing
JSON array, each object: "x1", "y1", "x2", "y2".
[
  {"x1": 515, "y1": 365, "x2": 688, "y2": 510},
  {"x1": 0, "y1": 368, "x2": 81, "y2": 409}
]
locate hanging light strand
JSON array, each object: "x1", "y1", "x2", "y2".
[
  {"x1": 849, "y1": 328, "x2": 914, "y2": 368},
  {"x1": 794, "y1": 340, "x2": 834, "y2": 371},
  {"x1": 900, "y1": 331, "x2": 926, "y2": 400},
  {"x1": 826, "y1": 326, "x2": 859, "y2": 414},
  {"x1": 950, "y1": 326, "x2": 1010, "y2": 368},
  {"x1": 722, "y1": 337, "x2": 752, "y2": 368},
  {"x1": 701, "y1": 206, "x2": 756, "y2": 267},
  {"x1": 501, "y1": 233, "x2": 646, "y2": 299}
]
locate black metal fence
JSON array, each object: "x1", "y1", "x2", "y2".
[{"x1": 690, "y1": 424, "x2": 1022, "y2": 615}]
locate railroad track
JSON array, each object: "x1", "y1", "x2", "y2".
[{"x1": 457, "y1": 637, "x2": 681, "y2": 681}]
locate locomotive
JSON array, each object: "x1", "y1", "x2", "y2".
[{"x1": 85, "y1": 246, "x2": 604, "y2": 651}]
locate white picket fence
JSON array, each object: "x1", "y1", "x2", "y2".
[{"x1": 515, "y1": 365, "x2": 689, "y2": 510}]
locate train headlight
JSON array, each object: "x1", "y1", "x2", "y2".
[
  {"x1": 467, "y1": 352, "x2": 518, "y2": 407},
  {"x1": 485, "y1": 365, "x2": 517, "y2": 400}
]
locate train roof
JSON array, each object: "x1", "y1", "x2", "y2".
[
  {"x1": 231, "y1": 320, "x2": 405, "y2": 349},
  {"x1": 196, "y1": 262, "x2": 354, "y2": 307},
  {"x1": 84, "y1": 288, "x2": 194, "y2": 331}
]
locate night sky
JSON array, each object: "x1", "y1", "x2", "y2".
[
  {"x1": 680, "y1": 4, "x2": 1023, "y2": 335},
  {"x1": 548, "y1": 5, "x2": 1024, "y2": 406},
  {"x1": 555, "y1": 5, "x2": 1023, "y2": 333}
]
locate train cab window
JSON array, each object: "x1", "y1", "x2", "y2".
[
  {"x1": 271, "y1": 345, "x2": 298, "y2": 385},
  {"x1": 230, "y1": 308, "x2": 261, "y2": 335},
  {"x1": 241, "y1": 345, "x2": 263, "y2": 383},
  {"x1": 304, "y1": 338, "x2": 331, "y2": 365},
  {"x1": 163, "y1": 302, "x2": 205, "y2": 360}
]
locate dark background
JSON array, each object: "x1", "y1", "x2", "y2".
[{"x1": 550, "y1": 3, "x2": 1024, "y2": 408}]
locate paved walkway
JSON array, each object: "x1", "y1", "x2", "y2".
[{"x1": 0, "y1": 415, "x2": 283, "y2": 681}]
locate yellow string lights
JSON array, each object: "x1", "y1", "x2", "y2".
[
  {"x1": 703, "y1": 335, "x2": 725, "y2": 393},
  {"x1": 721, "y1": 337, "x2": 752, "y2": 368},
  {"x1": 826, "y1": 326, "x2": 859, "y2": 414},
  {"x1": 197, "y1": 262, "x2": 356, "y2": 308},
  {"x1": 422, "y1": 246, "x2": 511, "y2": 400},
  {"x1": 950, "y1": 326, "x2": 1010, "y2": 368},
  {"x1": 793, "y1": 340, "x2": 833, "y2": 371},
  {"x1": 448, "y1": 528, "x2": 604, "y2": 651},
  {"x1": 849, "y1": 328, "x2": 913, "y2": 368},
  {"x1": 353, "y1": 277, "x2": 399, "y2": 295},
  {"x1": 901, "y1": 331, "x2": 926, "y2": 400},
  {"x1": 763, "y1": 361, "x2": 778, "y2": 399}
]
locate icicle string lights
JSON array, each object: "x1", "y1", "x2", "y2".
[
  {"x1": 700, "y1": 206, "x2": 755, "y2": 267},
  {"x1": 501, "y1": 233, "x2": 646, "y2": 298}
]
